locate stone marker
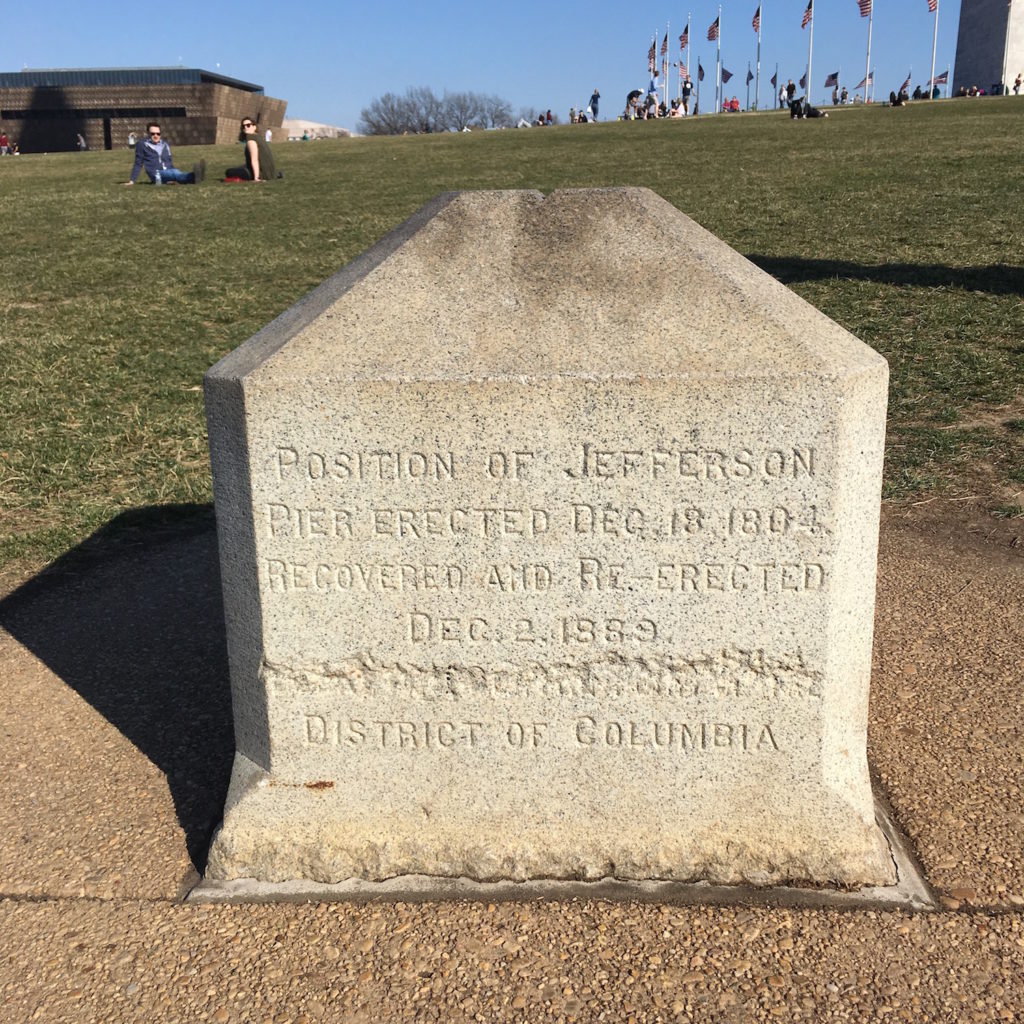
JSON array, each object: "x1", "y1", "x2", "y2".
[{"x1": 204, "y1": 188, "x2": 895, "y2": 888}]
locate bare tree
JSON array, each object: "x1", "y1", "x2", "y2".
[
  {"x1": 443, "y1": 91, "x2": 482, "y2": 131},
  {"x1": 479, "y1": 94, "x2": 514, "y2": 129},
  {"x1": 360, "y1": 86, "x2": 516, "y2": 135},
  {"x1": 358, "y1": 91, "x2": 415, "y2": 135},
  {"x1": 407, "y1": 86, "x2": 445, "y2": 134}
]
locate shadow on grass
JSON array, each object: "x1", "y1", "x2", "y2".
[
  {"x1": 0, "y1": 504, "x2": 232, "y2": 871},
  {"x1": 748, "y1": 256, "x2": 1024, "y2": 295}
]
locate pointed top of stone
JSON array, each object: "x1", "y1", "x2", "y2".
[{"x1": 208, "y1": 188, "x2": 883, "y2": 385}]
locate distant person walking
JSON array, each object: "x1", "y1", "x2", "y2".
[
  {"x1": 225, "y1": 117, "x2": 278, "y2": 181},
  {"x1": 127, "y1": 131, "x2": 137, "y2": 148},
  {"x1": 589, "y1": 88, "x2": 600, "y2": 121},
  {"x1": 124, "y1": 122, "x2": 205, "y2": 185},
  {"x1": 76, "y1": 133, "x2": 87, "y2": 151}
]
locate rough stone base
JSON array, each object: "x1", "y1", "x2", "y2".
[
  {"x1": 195, "y1": 794, "x2": 926, "y2": 909},
  {"x1": 205, "y1": 753, "x2": 897, "y2": 890}
]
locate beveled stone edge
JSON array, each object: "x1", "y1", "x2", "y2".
[
  {"x1": 204, "y1": 190, "x2": 467, "y2": 384},
  {"x1": 186, "y1": 794, "x2": 936, "y2": 911}
]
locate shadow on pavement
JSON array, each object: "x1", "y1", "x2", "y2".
[
  {"x1": 0, "y1": 505, "x2": 233, "y2": 870},
  {"x1": 748, "y1": 256, "x2": 1024, "y2": 296}
]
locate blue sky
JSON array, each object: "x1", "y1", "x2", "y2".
[{"x1": 10, "y1": 0, "x2": 964, "y2": 128}]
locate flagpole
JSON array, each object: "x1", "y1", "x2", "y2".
[
  {"x1": 716, "y1": 5, "x2": 722, "y2": 114},
  {"x1": 651, "y1": 30, "x2": 657, "y2": 108},
  {"x1": 686, "y1": 14, "x2": 692, "y2": 111},
  {"x1": 747, "y1": 61, "x2": 751, "y2": 109},
  {"x1": 775, "y1": 61, "x2": 779, "y2": 107},
  {"x1": 696, "y1": 54, "x2": 701, "y2": 114},
  {"x1": 664, "y1": 20, "x2": 670, "y2": 111},
  {"x1": 929, "y1": 0, "x2": 940, "y2": 99},
  {"x1": 807, "y1": 1, "x2": 814, "y2": 107},
  {"x1": 677, "y1": 22, "x2": 682, "y2": 103},
  {"x1": 755, "y1": 2, "x2": 763, "y2": 110},
  {"x1": 864, "y1": 2, "x2": 873, "y2": 103}
]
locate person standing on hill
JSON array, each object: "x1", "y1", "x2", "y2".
[
  {"x1": 589, "y1": 88, "x2": 600, "y2": 121},
  {"x1": 225, "y1": 117, "x2": 278, "y2": 181}
]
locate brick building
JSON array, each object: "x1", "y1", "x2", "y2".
[{"x1": 0, "y1": 67, "x2": 287, "y2": 152}]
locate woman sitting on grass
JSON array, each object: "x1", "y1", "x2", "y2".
[{"x1": 225, "y1": 118, "x2": 279, "y2": 182}]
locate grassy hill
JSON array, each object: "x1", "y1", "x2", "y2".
[{"x1": 1, "y1": 98, "x2": 1022, "y2": 575}]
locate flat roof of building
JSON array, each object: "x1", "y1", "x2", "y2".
[{"x1": 0, "y1": 67, "x2": 265, "y2": 94}]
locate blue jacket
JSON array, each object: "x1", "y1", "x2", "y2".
[{"x1": 129, "y1": 138, "x2": 175, "y2": 183}]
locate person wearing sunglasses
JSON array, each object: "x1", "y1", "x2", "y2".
[
  {"x1": 225, "y1": 118, "x2": 278, "y2": 182},
  {"x1": 124, "y1": 123, "x2": 205, "y2": 185}
]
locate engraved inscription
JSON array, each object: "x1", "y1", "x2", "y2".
[
  {"x1": 372, "y1": 507, "x2": 550, "y2": 538},
  {"x1": 265, "y1": 648, "x2": 824, "y2": 704},
  {"x1": 276, "y1": 447, "x2": 455, "y2": 482},
  {"x1": 655, "y1": 562, "x2": 826, "y2": 593},
  {"x1": 267, "y1": 503, "x2": 354, "y2": 538},
  {"x1": 565, "y1": 444, "x2": 815, "y2": 481},
  {"x1": 305, "y1": 716, "x2": 483, "y2": 748},
  {"x1": 485, "y1": 451, "x2": 535, "y2": 479},
  {"x1": 260, "y1": 436, "x2": 834, "y2": 650},
  {"x1": 301, "y1": 714, "x2": 780, "y2": 754},
  {"x1": 574, "y1": 718, "x2": 780, "y2": 752},
  {"x1": 267, "y1": 560, "x2": 464, "y2": 592}
]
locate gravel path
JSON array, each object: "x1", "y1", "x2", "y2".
[
  {"x1": 0, "y1": 513, "x2": 1021, "y2": 1021},
  {"x1": 2, "y1": 898, "x2": 1022, "y2": 1023}
]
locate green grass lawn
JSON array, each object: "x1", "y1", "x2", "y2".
[{"x1": 1, "y1": 99, "x2": 1022, "y2": 576}]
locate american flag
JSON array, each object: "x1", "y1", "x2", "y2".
[
  {"x1": 770, "y1": 71, "x2": 778, "y2": 88},
  {"x1": 929, "y1": 70, "x2": 948, "y2": 85},
  {"x1": 859, "y1": 0, "x2": 872, "y2": 16},
  {"x1": 698, "y1": 61, "x2": 705, "y2": 81},
  {"x1": 648, "y1": 39, "x2": 657, "y2": 73},
  {"x1": 746, "y1": 68, "x2": 754, "y2": 84},
  {"x1": 927, "y1": 0, "x2": 937, "y2": 10},
  {"x1": 799, "y1": 72, "x2": 807, "y2": 89},
  {"x1": 661, "y1": 32, "x2": 669, "y2": 55},
  {"x1": 801, "y1": 1, "x2": 813, "y2": 29},
  {"x1": 855, "y1": 72, "x2": 873, "y2": 88},
  {"x1": 752, "y1": 5, "x2": 761, "y2": 32},
  {"x1": 722, "y1": 67, "x2": 734, "y2": 83},
  {"x1": 679, "y1": 62, "x2": 689, "y2": 79},
  {"x1": 825, "y1": 71, "x2": 839, "y2": 87},
  {"x1": 679, "y1": 26, "x2": 689, "y2": 49},
  {"x1": 899, "y1": 71, "x2": 912, "y2": 93},
  {"x1": 708, "y1": 16, "x2": 720, "y2": 41}
]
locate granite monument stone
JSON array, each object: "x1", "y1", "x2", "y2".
[{"x1": 204, "y1": 188, "x2": 895, "y2": 888}]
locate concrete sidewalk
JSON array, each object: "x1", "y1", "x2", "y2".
[{"x1": 0, "y1": 510, "x2": 1021, "y2": 1022}]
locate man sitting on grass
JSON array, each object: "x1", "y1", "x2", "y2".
[
  {"x1": 225, "y1": 118, "x2": 279, "y2": 182},
  {"x1": 124, "y1": 123, "x2": 204, "y2": 185}
]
